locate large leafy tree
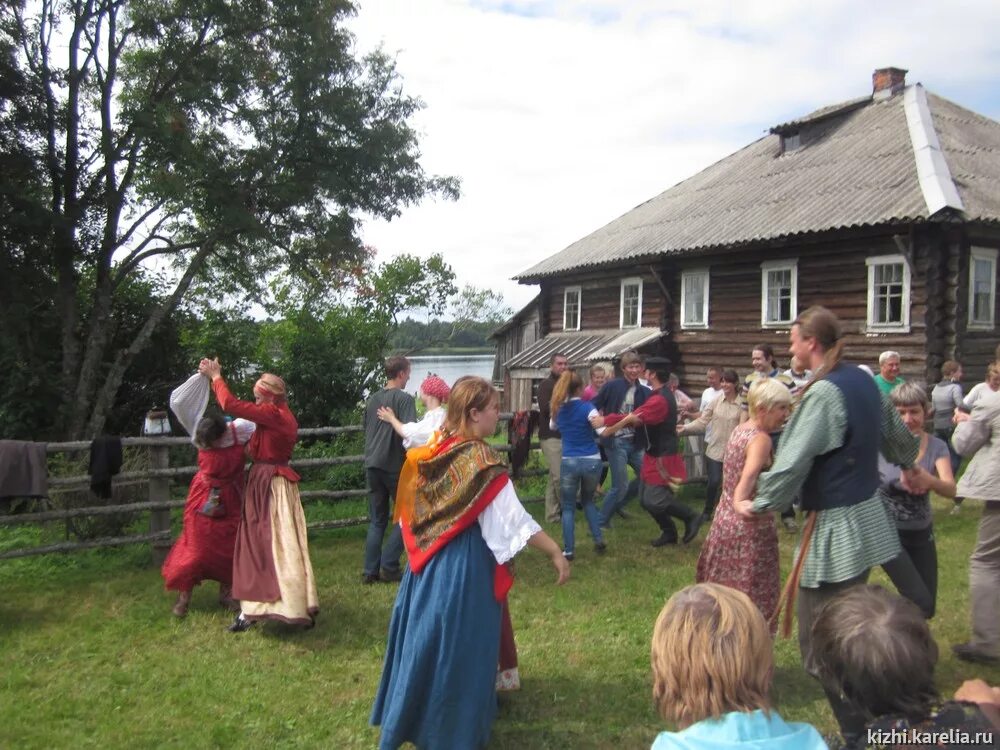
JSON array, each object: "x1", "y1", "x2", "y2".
[{"x1": 1, "y1": 0, "x2": 458, "y2": 438}]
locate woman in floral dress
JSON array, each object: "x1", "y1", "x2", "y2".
[{"x1": 696, "y1": 379, "x2": 791, "y2": 633}]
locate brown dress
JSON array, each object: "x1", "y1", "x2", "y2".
[{"x1": 696, "y1": 423, "x2": 780, "y2": 633}]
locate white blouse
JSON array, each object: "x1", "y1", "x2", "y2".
[
  {"x1": 476, "y1": 478, "x2": 542, "y2": 564},
  {"x1": 400, "y1": 406, "x2": 447, "y2": 449},
  {"x1": 168, "y1": 373, "x2": 255, "y2": 447}
]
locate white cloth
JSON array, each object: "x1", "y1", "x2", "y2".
[
  {"x1": 169, "y1": 373, "x2": 211, "y2": 439},
  {"x1": 168, "y1": 372, "x2": 254, "y2": 447},
  {"x1": 699, "y1": 386, "x2": 723, "y2": 409},
  {"x1": 400, "y1": 407, "x2": 446, "y2": 449},
  {"x1": 477, "y1": 478, "x2": 541, "y2": 565},
  {"x1": 699, "y1": 386, "x2": 723, "y2": 442},
  {"x1": 964, "y1": 382, "x2": 999, "y2": 410}
]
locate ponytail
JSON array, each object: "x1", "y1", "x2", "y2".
[
  {"x1": 795, "y1": 306, "x2": 845, "y2": 396},
  {"x1": 550, "y1": 370, "x2": 582, "y2": 419}
]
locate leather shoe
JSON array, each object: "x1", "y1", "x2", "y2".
[
  {"x1": 651, "y1": 533, "x2": 677, "y2": 547},
  {"x1": 952, "y1": 643, "x2": 999, "y2": 664},
  {"x1": 361, "y1": 573, "x2": 380, "y2": 585},
  {"x1": 594, "y1": 542, "x2": 607, "y2": 555},
  {"x1": 227, "y1": 614, "x2": 255, "y2": 633},
  {"x1": 682, "y1": 514, "x2": 704, "y2": 544},
  {"x1": 379, "y1": 567, "x2": 404, "y2": 583}
]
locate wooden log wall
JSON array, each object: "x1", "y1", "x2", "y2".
[
  {"x1": 531, "y1": 224, "x2": 1000, "y2": 400},
  {"x1": 544, "y1": 269, "x2": 665, "y2": 332},
  {"x1": 955, "y1": 227, "x2": 1000, "y2": 390},
  {"x1": 668, "y1": 230, "x2": 934, "y2": 395}
]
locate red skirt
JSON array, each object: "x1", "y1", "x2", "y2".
[{"x1": 162, "y1": 451, "x2": 244, "y2": 591}]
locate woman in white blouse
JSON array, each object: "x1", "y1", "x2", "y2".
[
  {"x1": 678, "y1": 369, "x2": 742, "y2": 522},
  {"x1": 377, "y1": 375, "x2": 450, "y2": 448}
]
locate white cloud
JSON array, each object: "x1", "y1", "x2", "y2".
[{"x1": 350, "y1": 0, "x2": 1000, "y2": 313}]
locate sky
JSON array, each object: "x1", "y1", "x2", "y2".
[{"x1": 349, "y1": 0, "x2": 1000, "y2": 315}]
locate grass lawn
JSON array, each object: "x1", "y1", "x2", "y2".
[{"x1": 1, "y1": 480, "x2": 998, "y2": 749}]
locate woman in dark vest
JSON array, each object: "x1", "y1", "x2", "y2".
[{"x1": 733, "y1": 306, "x2": 919, "y2": 750}]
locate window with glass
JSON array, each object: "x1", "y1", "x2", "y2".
[
  {"x1": 563, "y1": 286, "x2": 581, "y2": 331},
  {"x1": 620, "y1": 277, "x2": 642, "y2": 328},
  {"x1": 969, "y1": 247, "x2": 998, "y2": 329},
  {"x1": 866, "y1": 254, "x2": 910, "y2": 331},
  {"x1": 761, "y1": 260, "x2": 797, "y2": 326},
  {"x1": 680, "y1": 270, "x2": 709, "y2": 328}
]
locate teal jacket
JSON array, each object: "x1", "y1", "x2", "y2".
[{"x1": 651, "y1": 710, "x2": 828, "y2": 750}]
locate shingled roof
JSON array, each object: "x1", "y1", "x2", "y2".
[{"x1": 514, "y1": 84, "x2": 1000, "y2": 282}]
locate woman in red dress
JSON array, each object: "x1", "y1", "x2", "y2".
[
  {"x1": 696, "y1": 378, "x2": 791, "y2": 633},
  {"x1": 163, "y1": 373, "x2": 255, "y2": 617},
  {"x1": 199, "y1": 358, "x2": 319, "y2": 631}
]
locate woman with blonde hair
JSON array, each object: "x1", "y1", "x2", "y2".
[
  {"x1": 199, "y1": 359, "x2": 319, "y2": 632},
  {"x1": 696, "y1": 378, "x2": 790, "y2": 632},
  {"x1": 550, "y1": 370, "x2": 606, "y2": 559},
  {"x1": 371, "y1": 377, "x2": 569, "y2": 750},
  {"x1": 650, "y1": 583, "x2": 826, "y2": 748}
]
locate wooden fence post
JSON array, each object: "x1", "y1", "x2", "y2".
[{"x1": 148, "y1": 442, "x2": 172, "y2": 565}]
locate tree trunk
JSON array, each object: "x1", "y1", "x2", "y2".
[{"x1": 83, "y1": 241, "x2": 217, "y2": 437}]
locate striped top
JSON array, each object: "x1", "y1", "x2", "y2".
[{"x1": 752, "y1": 379, "x2": 919, "y2": 588}]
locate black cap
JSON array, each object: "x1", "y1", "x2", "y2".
[{"x1": 644, "y1": 356, "x2": 672, "y2": 369}]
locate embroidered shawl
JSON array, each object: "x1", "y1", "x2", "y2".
[{"x1": 398, "y1": 435, "x2": 513, "y2": 599}]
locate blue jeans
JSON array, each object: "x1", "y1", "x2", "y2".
[
  {"x1": 363, "y1": 467, "x2": 405, "y2": 576},
  {"x1": 599, "y1": 436, "x2": 644, "y2": 526},
  {"x1": 560, "y1": 456, "x2": 604, "y2": 554}
]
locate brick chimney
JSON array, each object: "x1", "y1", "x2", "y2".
[{"x1": 872, "y1": 67, "x2": 907, "y2": 99}]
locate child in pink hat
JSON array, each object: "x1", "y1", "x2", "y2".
[{"x1": 377, "y1": 375, "x2": 450, "y2": 448}]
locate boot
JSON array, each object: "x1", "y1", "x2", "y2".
[
  {"x1": 218, "y1": 583, "x2": 239, "y2": 612},
  {"x1": 172, "y1": 590, "x2": 192, "y2": 618},
  {"x1": 650, "y1": 532, "x2": 677, "y2": 547},
  {"x1": 647, "y1": 509, "x2": 678, "y2": 547},
  {"x1": 682, "y1": 513, "x2": 704, "y2": 544}
]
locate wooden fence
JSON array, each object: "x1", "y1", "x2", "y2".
[{"x1": 0, "y1": 417, "x2": 705, "y2": 562}]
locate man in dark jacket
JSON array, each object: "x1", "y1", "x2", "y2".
[
  {"x1": 592, "y1": 351, "x2": 650, "y2": 527},
  {"x1": 361, "y1": 356, "x2": 416, "y2": 583},
  {"x1": 537, "y1": 352, "x2": 568, "y2": 523}
]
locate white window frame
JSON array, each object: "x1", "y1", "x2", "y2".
[
  {"x1": 563, "y1": 285, "x2": 581, "y2": 331},
  {"x1": 680, "y1": 269, "x2": 710, "y2": 329},
  {"x1": 968, "y1": 246, "x2": 998, "y2": 330},
  {"x1": 619, "y1": 277, "x2": 643, "y2": 329},
  {"x1": 760, "y1": 259, "x2": 798, "y2": 328},
  {"x1": 866, "y1": 254, "x2": 911, "y2": 333}
]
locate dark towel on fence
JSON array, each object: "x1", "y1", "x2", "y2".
[
  {"x1": 507, "y1": 410, "x2": 538, "y2": 480},
  {"x1": 89, "y1": 436, "x2": 123, "y2": 499},
  {"x1": 0, "y1": 440, "x2": 49, "y2": 498}
]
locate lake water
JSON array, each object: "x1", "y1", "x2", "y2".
[{"x1": 403, "y1": 354, "x2": 495, "y2": 396}]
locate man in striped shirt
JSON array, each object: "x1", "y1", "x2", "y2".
[{"x1": 735, "y1": 307, "x2": 918, "y2": 750}]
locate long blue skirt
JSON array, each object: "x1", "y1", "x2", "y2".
[{"x1": 371, "y1": 525, "x2": 502, "y2": 749}]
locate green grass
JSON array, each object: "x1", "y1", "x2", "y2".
[{"x1": 1, "y1": 480, "x2": 998, "y2": 749}]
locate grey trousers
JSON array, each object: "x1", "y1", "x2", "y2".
[
  {"x1": 797, "y1": 572, "x2": 871, "y2": 747},
  {"x1": 540, "y1": 438, "x2": 563, "y2": 523},
  {"x1": 970, "y1": 503, "x2": 1000, "y2": 655}
]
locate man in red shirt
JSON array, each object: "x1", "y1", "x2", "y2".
[{"x1": 592, "y1": 357, "x2": 702, "y2": 546}]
